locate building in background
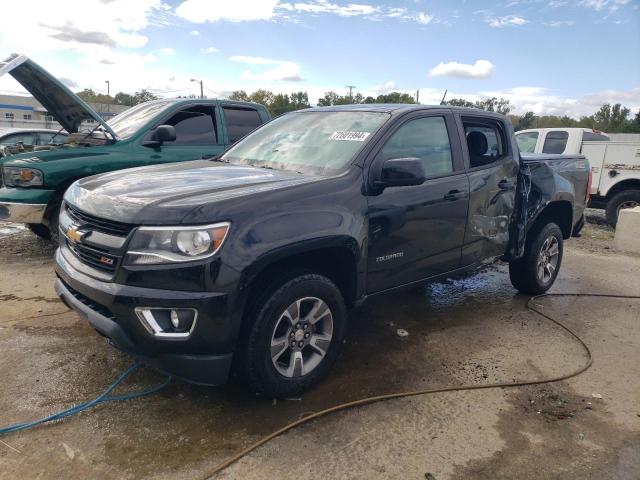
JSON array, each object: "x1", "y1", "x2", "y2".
[{"x1": 0, "y1": 94, "x2": 129, "y2": 130}]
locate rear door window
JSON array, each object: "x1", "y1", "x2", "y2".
[
  {"x1": 462, "y1": 119, "x2": 507, "y2": 168},
  {"x1": 223, "y1": 107, "x2": 262, "y2": 144},
  {"x1": 542, "y1": 131, "x2": 569, "y2": 154}
]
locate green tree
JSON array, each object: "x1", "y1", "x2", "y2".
[
  {"x1": 444, "y1": 98, "x2": 475, "y2": 108},
  {"x1": 77, "y1": 88, "x2": 114, "y2": 104},
  {"x1": 518, "y1": 111, "x2": 536, "y2": 130},
  {"x1": 375, "y1": 92, "x2": 415, "y2": 104},
  {"x1": 270, "y1": 93, "x2": 292, "y2": 116},
  {"x1": 113, "y1": 92, "x2": 134, "y2": 106},
  {"x1": 131, "y1": 89, "x2": 159, "y2": 105},
  {"x1": 248, "y1": 89, "x2": 274, "y2": 107},
  {"x1": 229, "y1": 90, "x2": 249, "y2": 102},
  {"x1": 289, "y1": 91, "x2": 311, "y2": 110}
]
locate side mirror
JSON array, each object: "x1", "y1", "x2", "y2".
[
  {"x1": 376, "y1": 157, "x2": 426, "y2": 188},
  {"x1": 142, "y1": 125, "x2": 176, "y2": 148}
]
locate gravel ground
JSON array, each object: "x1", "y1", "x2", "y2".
[{"x1": 0, "y1": 210, "x2": 639, "y2": 480}]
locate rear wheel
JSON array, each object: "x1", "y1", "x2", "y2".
[
  {"x1": 242, "y1": 273, "x2": 347, "y2": 398},
  {"x1": 509, "y1": 222, "x2": 563, "y2": 295},
  {"x1": 605, "y1": 190, "x2": 640, "y2": 227}
]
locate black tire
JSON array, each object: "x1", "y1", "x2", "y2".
[
  {"x1": 509, "y1": 222, "x2": 563, "y2": 295},
  {"x1": 26, "y1": 202, "x2": 60, "y2": 243},
  {"x1": 242, "y1": 273, "x2": 347, "y2": 398},
  {"x1": 605, "y1": 190, "x2": 640, "y2": 227},
  {"x1": 27, "y1": 223, "x2": 52, "y2": 240},
  {"x1": 47, "y1": 204, "x2": 60, "y2": 244}
]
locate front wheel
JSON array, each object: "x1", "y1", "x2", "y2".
[
  {"x1": 509, "y1": 222, "x2": 563, "y2": 295},
  {"x1": 242, "y1": 274, "x2": 347, "y2": 398}
]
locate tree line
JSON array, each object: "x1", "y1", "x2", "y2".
[
  {"x1": 76, "y1": 86, "x2": 640, "y2": 133},
  {"x1": 76, "y1": 88, "x2": 160, "y2": 107}
]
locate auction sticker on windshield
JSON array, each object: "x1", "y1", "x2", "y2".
[{"x1": 328, "y1": 131, "x2": 371, "y2": 141}]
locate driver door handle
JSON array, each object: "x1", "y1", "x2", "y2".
[
  {"x1": 498, "y1": 179, "x2": 515, "y2": 190},
  {"x1": 444, "y1": 189, "x2": 465, "y2": 201}
]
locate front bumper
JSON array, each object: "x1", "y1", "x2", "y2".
[
  {"x1": 54, "y1": 248, "x2": 235, "y2": 386},
  {"x1": 0, "y1": 201, "x2": 47, "y2": 223}
]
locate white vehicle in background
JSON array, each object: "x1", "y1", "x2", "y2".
[{"x1": 516, "y1": 128, "x2": 640, "y2": 226}]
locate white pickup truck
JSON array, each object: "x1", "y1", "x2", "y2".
[{"x1": 516, "y1": 128, "x2": 640, "y2": 226}]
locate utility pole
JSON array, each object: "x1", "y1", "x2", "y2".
[
  {"x1": 346, "y1": 85, "x2": 356, "y2": 103},
  {"x1": 105, "y1": 80, "x2": 110, "y2": 113},
  {"x1": 191, "y1": 78, "x2": 204, "y2": 99},
  {"x1": 416, "y1": 89, "x2": 420, "y2": 104}
]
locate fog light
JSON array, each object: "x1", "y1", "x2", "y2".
[{"x1": 135, "y1": 308, "x2": 197, "y2": 338}]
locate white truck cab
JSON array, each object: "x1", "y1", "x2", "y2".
[{"x1": 516, "y1": 128, "x2": 640, "y2": 226}]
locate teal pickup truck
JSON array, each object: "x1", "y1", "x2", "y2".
[{"x1": 0, "y1": 54, "x2": 270, "y2": 240}]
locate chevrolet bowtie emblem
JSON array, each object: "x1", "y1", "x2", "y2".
[{"x1": 67, "y1": 226, "x2": 88, "y2": 243}]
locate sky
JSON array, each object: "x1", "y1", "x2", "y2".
[{"x1": 0, "y1": 0, "x2": 638, "y2": 118}]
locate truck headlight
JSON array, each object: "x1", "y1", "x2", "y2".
[
  {"x1": 2, "y1": 167, "x2": 44, "y2": 187},
  {"x1": 125, "y1": 222, "x2": 230, "y2": 265}
]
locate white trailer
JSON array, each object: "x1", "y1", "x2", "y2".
[{"x1": 516, "y1": 128, "x2": 640, "y2": 226}]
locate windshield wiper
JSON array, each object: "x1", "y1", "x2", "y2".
[{"x1": 205, "y1": 154, "x2": 230, "y2": 163}]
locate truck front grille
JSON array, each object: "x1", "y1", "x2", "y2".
[
  {"x1": 66, "y1": 239, "x2": 119, "y2": 273},
  {"x1": 66, "y1": 204, "x2": 134, "y2": 236}
]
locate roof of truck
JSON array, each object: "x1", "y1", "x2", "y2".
[{"x1": 304, "y1": 104, "x2": 504, "y2": 116}]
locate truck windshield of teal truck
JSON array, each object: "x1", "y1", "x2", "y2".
[
  {"x1": 107, "y1": 100, "x2": 173, "y2": 139},
  {"x1": 222, "y1": 111, "x2": 390, "y2": 176}
]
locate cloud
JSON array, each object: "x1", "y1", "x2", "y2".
[
  {"x1": 175, "y1": 0, "x2": 280, "y2": 23},
  {"x1": 0, "y1": 0, "x2": 163, "y2": 54},
  {"x1": 159, "y1": 47, "x2": 174, "y2": 55},
  {"x1": 279, "y1": 1, "x2": 378, "y2": 17},
  {"x1": 59, "y1": 77, "x2": 79, "y2": 88},
  {"x1": 45, "y1": 24, "x2": 118, "y2": 47},
  {"x1": 486, "y1": 15, "x2": 528, "y2": 27},
  {"x1": 230, "y1": 55, "x2": 304, "y2": 82},
  {"x1": 580, "y1": 0, "x2": 630, "y2": 12},
  {"x1": 189, "y1": 30, "x2": 200, "y2": 35},
  {"x1": 544, "y1": 20, "x2": 576, "y2": 26},
  {"x1": 429, "y1": 60, "x2": 495, "y2": 79},
  {"x1": 200, "y1": 47, "x2": 220, "y2": 53}
]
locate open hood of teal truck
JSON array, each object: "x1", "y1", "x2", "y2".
[{"x1": 0, "y1": 53, "x2": 117, "y2": 138}]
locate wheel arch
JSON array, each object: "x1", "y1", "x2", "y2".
[
  {"x1": 527, "y1": 200, "x2": 573, "y2": 240},
  {"x1": 238, "y1": 236, "x2": 362, "y2": 317},
  {"x1": 604, "y1": 178, "x2": 640, "y2": 200}
]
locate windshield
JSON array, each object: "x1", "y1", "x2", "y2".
[
  {"x1": 222, "y1": 111, "x2": 390, "y2": 176},
  {"x1": 516, "y1": 131, "x2": 538, "y2": 153},
  {"x1": 107, "y1": 100, "x2": 173, "y2": 139}
]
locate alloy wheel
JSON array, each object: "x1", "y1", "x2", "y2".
[
  {"x1": 537, "y1": 236, "x2": 560, "y2": 285},
  {"x1": 270, "y1": 297, "x2": 333, "y2": 378}
]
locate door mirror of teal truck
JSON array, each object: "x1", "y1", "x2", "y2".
[{"x1": 143, "y1": 125, "x2": 176, "y2": 148}]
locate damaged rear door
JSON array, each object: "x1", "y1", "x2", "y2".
[{"x1": 456, "y1": 113, "x2": 520, "y2": 265}]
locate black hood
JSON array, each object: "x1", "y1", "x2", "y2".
[{"x1": 64, "y1": 160, "x2": 318, "y2": 225}]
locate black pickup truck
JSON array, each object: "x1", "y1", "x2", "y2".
[{"x1": 53, "y1": 105, "x2": 590, "y2": 397}]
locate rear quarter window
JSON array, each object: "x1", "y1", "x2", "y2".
[{"x1": 223, "y1": 107, "x2": 263, "y2": 144}]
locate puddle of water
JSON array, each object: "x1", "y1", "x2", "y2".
[{"x1": 0, "y1": 221, "x2": 27, "y2": 238}]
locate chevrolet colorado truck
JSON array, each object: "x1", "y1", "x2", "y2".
[
  {"x1": 53, "y1": 105, "x2": 590, "y2": 397},
  {"x1": 0, "y1": 54, "x2": 270, "y2": 240}
]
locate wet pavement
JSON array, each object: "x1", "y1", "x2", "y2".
[{"x1": 0, "y1": 212, "x2": 639, "y2": 479}]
